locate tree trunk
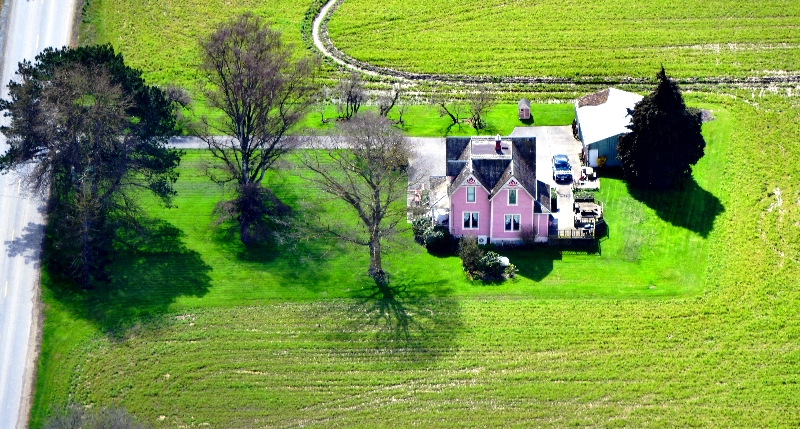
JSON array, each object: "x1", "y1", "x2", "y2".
[
  {"x1": 240, "y1": 215, "x2": 250, "y2": 244},
  {"x1": 80, "y1": 218, "x2": 92, "y2": 289},
  {"x1": 439, "y1": 103, "x2": 457, "y2": 125},
  {"x1": 368, "y1": 237, "x2": 387, "y2": 287}
]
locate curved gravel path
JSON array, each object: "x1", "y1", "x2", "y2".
[{"x1": 310, "y1": 0, "x2": 800, "y2": 87}]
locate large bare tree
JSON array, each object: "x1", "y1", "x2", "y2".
[
  {"x1": 199, "y1": 13, "x2": 319, "y2": 242},
  {"x1": 298, "y1": 113, "x2": 419, "y2": 286}
]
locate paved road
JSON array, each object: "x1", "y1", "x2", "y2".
[
  {"x1": 0, "y1": 0, "x2": 77, "y2": 427},
  {"x1": 169, "y1": 136, "x2": 447, "y2": 178}
]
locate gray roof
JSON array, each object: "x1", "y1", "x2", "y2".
[
  {"x1": 536, "y1": 180, "x2": 551, "y2": 213},
  {"x1": 446, "y1": 160, "x2": 468, "y2": 177},
  {"x1": 446, "y1": 137, "x2": 471, "y2": 161},
  {"x1": 447, "y1": 136, "x2": 540, "y2": 199},
  {"x1": 472, "y1": 159, "x2": 511, "y2": 193},
  {"x1": 518, "y1": 98, "x2": 530, "y2": 109}
]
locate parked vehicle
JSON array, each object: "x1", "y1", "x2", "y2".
[{"x1": 552, "y1": 154, "x2": 572, "y2": 182}]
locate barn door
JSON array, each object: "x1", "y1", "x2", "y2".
[{"x1": 589, "y1": 149, "x2": 599, "y2": 167}]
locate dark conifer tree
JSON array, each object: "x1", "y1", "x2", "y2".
[{"x1": 617, "y1": 67, "x2": 705, "y2": 189}]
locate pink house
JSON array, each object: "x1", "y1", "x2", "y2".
[{"x1": 446, "y1": 136, "x2": 552, "y2": 245}]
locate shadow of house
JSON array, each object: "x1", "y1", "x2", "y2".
[
  {"x1": 45, "y1": 219, "x2": 212, "y2": 333},
  {"x1": 627, "y1": 177, "x2": 723, "y2": 238},
  {"x1": 504, "y1": 247, "x2": 561, "y2": 282}
]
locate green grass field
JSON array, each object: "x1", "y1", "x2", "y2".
[
  {"x1": 328, "y1": 0, "x2": 800, "y2": 79},
  {"x1": 30, "y1": 92, "x2": 800, "y2": 427},
  {"x1": 81, "y1": 0, "x2": 314, "y2": 89},
  {"x1": 300, "y1": 103, "x2": 576, "y2": 137}
]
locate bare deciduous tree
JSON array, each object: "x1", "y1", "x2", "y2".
[
  {"x1": 298, "y1": 113, "x2": 420, "y2": 286},
  {"x1": 468, "y1": 85, "x2": 496, "y2": 130},
  {"x1": 334, "y1": 71, "x2": 366, "y2": 120},
  {"x1": 429, "y1": 87, "x2": 466, "y2": 127},
  {"x1": 377, "y1": 84, "x2": 402, "y2": 118},
  {"x1": 395, "y1": 99, "x2": 409, "y2": 126},
  {"x1": 198, "y1": 13, "x2": 319, "y2": 243}
]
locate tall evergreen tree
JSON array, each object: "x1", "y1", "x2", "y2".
[
  {"x1": 0, "y1": 45, "x2": 181, "y2": 287},
  {"x1": 617, "y1": 67, "x2": 705, "y2": 189}
]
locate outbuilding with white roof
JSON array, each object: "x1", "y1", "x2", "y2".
[{"x1": 574, "y1": 88, "x2": 643, "y2": 167}]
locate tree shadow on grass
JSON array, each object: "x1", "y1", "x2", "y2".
[
  {"x1": 331, "y1": 276, "x2": 463, "y2": 363},
  {"x1": 597, "y1": 167, "x2": 724, "y2": 238},
  {"x1": 626, "y1": 176, "x2": 724, "y2": 239},
  {"x1": 45, "y1": 219, "x2": 212, "y2": 334},
  {"x1": 5, "y1": 221, "x2": 45, "y2": 267}
]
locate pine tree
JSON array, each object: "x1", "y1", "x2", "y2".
[{"x1": 617, "y1": 67, "x2": 705, "y2": 189}]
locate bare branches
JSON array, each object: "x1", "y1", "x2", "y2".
[
  {"x1": 378, "y1": 84, "x2": 402, "y2": 118},
  {"x1": 297, "y1": 113, "x2": 418, "y2": 285},
  {"x1": 198, "y1": 13, "x2": 319, "y2": 243},
  {"x1": 468, "y1": 85, "x2": 496, "y2": 130},
  {"x1": 333, "y1": 71, "x2": 366, "y2": 120},
  {"x1": 429, "y1": 87, "x2": 466, "y2": 127},
  {"x1": 199, "y1": 13, "x2": 319, "y2": 187}
]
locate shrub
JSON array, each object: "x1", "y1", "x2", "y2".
[
  {"x1": 504, "y1": 263, "x2": 519, "y2": 278},
  {"x1": 411, "y1": 215, "x2": 432, "y2": 244},
  {"x1": 519, "y1": 225, "x2": 537, "y2": 248},
  {"x1": 423, "y1": 225, "x2": 456, "y2": 254},
  {"x1": 459, "y1": 236, "x2": 483, "y2": 278},
  {"x1": 479, "y1": 251, "x2": 505, "y2": 280}
]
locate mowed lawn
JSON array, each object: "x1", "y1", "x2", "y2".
[
  {"x1": 328, "y1": 0, "x2": 800, "y2": 79},
  {"x1": 30, "y1": 93, "x2": 800, "y2": 427}
]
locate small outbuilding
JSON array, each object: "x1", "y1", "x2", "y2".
[
  {"x1": 574, "y1": 88, "x2": 643, "y2": 167},
  {"x1": 518, "y1": 98, "x2": 531, "y2": 120}
]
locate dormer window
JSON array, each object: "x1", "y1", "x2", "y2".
[
  {"x1": 508, "y1": 189, "x2": 517, "y2": 205},
  {"x1": 466, "y1": 186, "x2": 476, "y2": 202}
]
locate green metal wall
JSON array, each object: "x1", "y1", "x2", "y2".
[{"x1": 588, "y1": 135, "x2": 621, "y2": 167}]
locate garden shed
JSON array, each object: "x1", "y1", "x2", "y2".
[
  {"x1": 574, "y1": 88, "x2": 643, "y2": 167},
  {"x1": 518, "y1": 98, "x2": 531, "y2": 120}
]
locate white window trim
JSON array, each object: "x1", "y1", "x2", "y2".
[
  {"x1": 507, "y1": 188, "x2": 518, "y2": 206},
  {"x1": 462, "y1": 211, "x2": 479, "y2": 230},
  {"x1": 504, "y1": 214, "x2": 521, "y2": 232},
  {"x1": 466, "y1": 186, "x2": 476, "y2": 203}
]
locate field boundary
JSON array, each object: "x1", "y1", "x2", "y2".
[{"x1": 307, "y1": 0, "x2": 800, "y2": 87}]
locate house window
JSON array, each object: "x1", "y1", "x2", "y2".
[
  {"x1": 463, "y1": 212, "x2": 479, "y2": 229},
  {"x1": 508, "y1": 189, "x2": 517, "y2": 205},
  {"x1": 504, "y1": 214, "x2": 520, "y2": 231},
  {"x1": 466, "y1": 186, "x2": 476, "y2": 203}
]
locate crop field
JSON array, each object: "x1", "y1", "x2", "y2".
[
  {"x1": 81, "y1": 0, "x2": 314, "y2": 89},
  {"x1": 328, "y1": 0, "x2": 800, "y2": 79},
  {"x1": 29, "y1": 93, "x2": 800, "y2": 427}
]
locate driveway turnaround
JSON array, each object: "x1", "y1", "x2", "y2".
[
  {"x1": 511, "y1": 126, "x2": 582, "y2": 230},
  {"x1": 0, "y1": 0, "x2": 77, "y2": 427}
]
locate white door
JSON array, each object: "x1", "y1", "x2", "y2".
[{"x1": 589, "y1": 149, "x2": 599, "y2": 168}]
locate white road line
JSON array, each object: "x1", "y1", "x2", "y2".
[
  {"x1": 36, "y1": 34, "x2": 39, "y2": 50},
  {"x1": 17, "y1": 179, "x2": 20, "y2": 193},
  {"x1": 10, "y1": 229, "x2": 13, "y2": 242},
  {"x1": 3, "y1": 282, "x2": 7, "y2": 298}
]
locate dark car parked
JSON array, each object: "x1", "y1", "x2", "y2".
[{"x1": 552, "y1": 154, "x2": 572, "y2": 182}]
